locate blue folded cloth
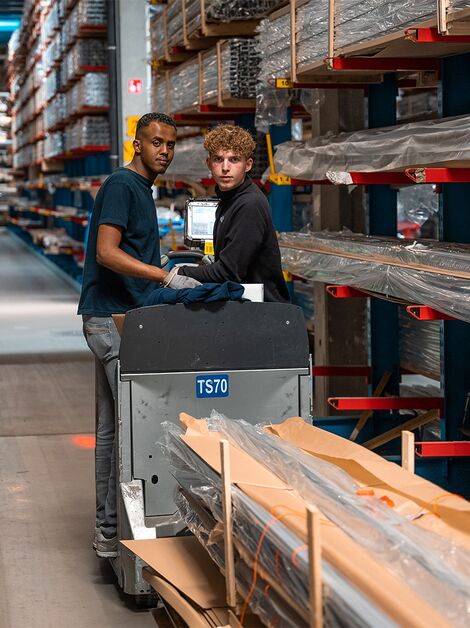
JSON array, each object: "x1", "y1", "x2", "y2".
[{"x1": 144, "y1": 281, "x2": 246, "y2": 306}]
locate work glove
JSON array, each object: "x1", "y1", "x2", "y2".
[
  {"x1": 164, "y1": 268, "x2": 201, "y2": 290},
  {"x1": 202, "y1": 254, "x2": 215, "y2": 265}
]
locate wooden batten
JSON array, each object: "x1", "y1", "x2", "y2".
[
  {"x1": 216, "y1": 40, "x2": 224, "y2": 107},
  {"x1": 290, "y1": 0, "x2": 297, "y2": 83},
  {"x1": 328, "y1": 0, "x2": 335, "y2": 61}
]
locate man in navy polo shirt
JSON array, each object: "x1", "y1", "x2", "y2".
[{"x1": 78, "y1": 113, "x2": 199, "y2": 557}]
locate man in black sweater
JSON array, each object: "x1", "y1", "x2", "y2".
[{"x1": 174, "y1": 125, "x2": 289, "y2": 303}]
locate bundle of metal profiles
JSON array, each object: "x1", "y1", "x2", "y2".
[
  {"x1": 163, "y1": 414, "x2": 470, "y2": 627},
  {"x1": 279, "y1": 231, "x2": 470, "y2": 322},
  {"x1": 271, "y1": 114, "x2": 470, "y2": 181},
  {"x1": 399, "y1": 310, "x2": 441, "y2": 380}
]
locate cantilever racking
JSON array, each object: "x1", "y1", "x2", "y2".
[{"x1": 261, "y1": 1, "x2": 470, "y2": 494}]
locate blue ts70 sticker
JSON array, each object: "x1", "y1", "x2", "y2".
[{"x1": 196, "y1": 374, "x2": 229, "y2": 398}]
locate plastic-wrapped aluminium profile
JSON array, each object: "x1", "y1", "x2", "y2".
[
  {"x1": 219, "y1": 39, "x2": 261, "y2": 102},
  {"x1": 270, "y1": 114, "x2": 470, "y2": 180},
  {"x1": 334, "y1": 0, "x2": 436, "y2": 53},
  {"x1": 149, "y1": 10, "x2": 166, "y2": 61},
  {"x1": 200, "y1": 48, "x2": 218, "y2": 104},
  {"x1": 152, "y1": 72, "x2": 169, "y2": 115},
  {"x1": 169, "y1": 57, "x2": 200, "y2": 113},
  {"x1": 279, "y1": 231, "x2": 470, "y2": 322},
  {"x1": 205, "y1": 413, "x2": 470, "y2": 627},
  {"x1": 163, "y1": 423, "x2": 398, "y2": 628},
  {"x1": 255, "y1": 6, "x2": 292, "y2": 131},
  {"x1": 166, "y1": 0, "x2": 185, "y2": 49},
  {"x1": 163, "y1": 135, "x2": 210, "y2": 179},
  {"x1": 399, "y1": 310, "x2": 441, "y2": 380}
]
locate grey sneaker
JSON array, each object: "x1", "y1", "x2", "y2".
[
  {"x1": 93, "y1": 526, "x2": 100, "y2": 550},
  {"x1": 95, "y1": 530, "x2": 118, "y2": 558}
]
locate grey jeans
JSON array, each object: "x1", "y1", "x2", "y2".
[{"x1": 82, "y1": 315, "x2": 121, "y2": 537}]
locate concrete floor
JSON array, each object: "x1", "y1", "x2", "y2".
[{"x1": 0, "y1": 230, "x2": 155, "y2": 628}]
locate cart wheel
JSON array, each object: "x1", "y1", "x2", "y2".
[{"x1": 132, "y1": 592, "x2": 160, "y2": 609}]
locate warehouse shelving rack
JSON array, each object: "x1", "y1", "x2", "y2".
[
  {"x1": 8, "y1": 0, "x2": 112, "y2": 284},
  {"x1": 257, "y1": 3, "x2": 470, "y2": 494}
]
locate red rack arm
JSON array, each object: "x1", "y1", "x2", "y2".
[
  {"x1": 328, "y1": 396, "x2": 444, "y2": 415},
  {"x1": 405, "y1": 27, "x2": 470, "y2": 43},
  {"x1": 328, "y1": 57, "x2": 440, "y2": 72},
  {"x1": 326, "y1": 285, "x2": 368, "y2": 298},
  {"x1": 415, "y1": 441, "x2": 470, "y2": 457},
  {"x1": 406, "y1": 305, "x2": 455, "y2": 321}
]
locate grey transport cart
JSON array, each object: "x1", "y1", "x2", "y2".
[{"x1": 112, "y1": 300, "x2": 311, "y2": 597}]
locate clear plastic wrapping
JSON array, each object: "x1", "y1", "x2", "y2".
[
  {"x1": 184, "y1": 0, "x2": 202, "y2": 37},
  {"x1": 149, "y1": 10, "x2": 166, "y2": 61},
  {"x1": 271, "y1": 114, "x2": 470, "y2": 180},
  {"x1": 62, "y1": 40, "x2": 107, "y2": 86},
  {"x1": 169, "y1": 60, "x2": 199, "y2": 112},
  {"x1": 396, "y1": 89, "x2": 438, "y2": 121},
  {"x1": 152, "y1": 74, "x2": 168, "y2": 114},
  {"x1": 399, "y1": 310, "x2": 441, "y2": 379},
  {"x1": 201, "y1": 49, "x2": 218, "y2": 103},
  {"x1": 164, "y1": 136, "x2": 210, "y2": 179},
  {"x1": 166, "y1": 0, "x2": 184, "y2": 48},
  {"x1": 296, "y1": 2, "x2": 329, "y2": 71},
  {"x1": 65, "y1": 73, "x2": 109, "y2": 116},
  {"x1": 397, "y1": 185, "x2": 439, "y2": 229},
  {"x1": 64, "y1": 116, "x2": 109, "y2": 151},
  {"x1": 206, "y1": 412, "x2": 470, "y2": 626},
  {"x1": 279, "y1": 231, "x2": 470, "y2": 322},
  {"x1": 162, "y1": 422, "x2": 397, "y2": 628},
  {"x1": 334, "y1": 0, "x2": 435, "y2": 52},
  {"x1": 257, "y1": 13, "x2": 291, "y2": 83}
]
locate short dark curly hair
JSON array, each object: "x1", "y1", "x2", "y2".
[{"x1": 135, "y1": 112, "x2": 177, "y2": 137}]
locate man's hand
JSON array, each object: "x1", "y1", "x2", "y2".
[{"x1": 164, "y1": 268, "x2": 202, "y2": 290}]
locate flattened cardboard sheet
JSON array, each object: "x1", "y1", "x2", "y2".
[
  {"x1": 121, "y1": 536, "x2": 226, "y2": 609},
  {"x1": 268, "y1": 417, "x2": 470, "y2": 539}
]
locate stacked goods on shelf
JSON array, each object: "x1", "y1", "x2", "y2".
[
  {"x1": 149, "y1": 10, "x2": 166, "y2": 63},
  {"x1": 398, "y1": 185, "x2": 439, "y2": 238},
  {"x1": 132, "y1": 413, "x2": 470, "y2": 627},
  {"x1": 270, "y1": 114, "x2": 470, "y2": 181},
  {"x1": 201, "y1": 39, "x2": 261, "y2": 106},
  {"x1": 166, "y1": 0, "x2": 185, "y2": 52},
  {"x1": 257, "y1": 9, "x2": 290, "y2": 84},
  {"x1": 151, "y1": 72, "x2": 169, "y2": 114},
  {"x1": 279, "y1": 231, "x2": 470, "y2": 322},
  {"x1": 219, "y1": 38, "x2": 260, "y2": 102},
  {"x1": 184, "y1": 0, "x2": 283, "y2": 40},
  {"x1": 164, "y1": 135, "x2": 209, "y2": 180},
  {"x1": 399, "y1": 310, "x2": 440, "y2": 380},
  {"x1": 397, "y1": 89, "x2": 438, "y2": 122},
  {"x1": 169, "y1": 58, "x2": 200, "y2": 113},
  {"x1": 9, "y1": 0, "x2": 109, "y2": 172}
]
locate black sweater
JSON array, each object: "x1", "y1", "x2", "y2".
[{"x1": 179, "y1": 177, "x2": 289, "y2": 303}]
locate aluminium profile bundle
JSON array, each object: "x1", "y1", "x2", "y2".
[
  {"x1": 203, "y1": 413, "x2": 470, "y2": 627},
  {"x1": 279, "y1": 231, "x2": 470, "y2": 323},
  {"x1": 163, "y1": 422, "x2": 397, "y2": 628}
]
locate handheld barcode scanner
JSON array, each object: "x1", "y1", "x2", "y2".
[{"x1": 184, "y1": 197, "x2": 218, "y2": 254}]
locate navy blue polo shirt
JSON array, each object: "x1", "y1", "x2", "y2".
[{"x1": 78, "y1": 167, "x2": 161, "y2": 316}]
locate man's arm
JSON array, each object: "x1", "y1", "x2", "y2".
[
  {"x1": 97, "y1": 224, "x2": 168, "y2": 282},
  {"x1": 178, "y1": 202, "x2": 267, "y2": 283}
]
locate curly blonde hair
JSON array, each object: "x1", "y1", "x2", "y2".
[{"x1": 204, "y1": 125, "x2": 256, "y2": 159}]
